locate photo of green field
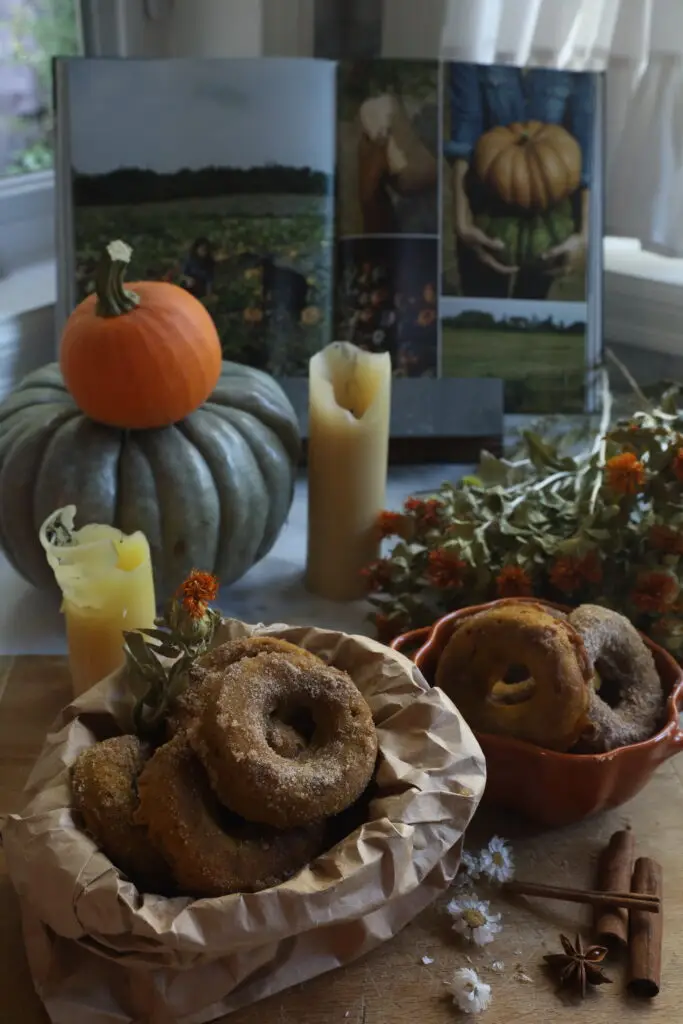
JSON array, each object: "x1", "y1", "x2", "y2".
[{"x1": 441, "y1": 307, "x2": 587, "y2": 414}]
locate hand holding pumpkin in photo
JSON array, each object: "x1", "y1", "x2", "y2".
[{"x1": 452, "y1": 160, "x2": 519, "y2": 276}]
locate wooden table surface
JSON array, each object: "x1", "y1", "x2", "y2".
[{"x1": 2, "y1": 655, "x2": 682, "y2": 1024}]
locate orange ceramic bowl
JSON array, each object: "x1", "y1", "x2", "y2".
[{"x1": 391, "y1": 598, "x2": 683, "y2": 827}]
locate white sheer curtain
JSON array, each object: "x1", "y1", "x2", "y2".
[{"x1": 441, "y1": 0, "x2": 683, "y2": 258}]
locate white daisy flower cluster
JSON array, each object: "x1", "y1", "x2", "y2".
[
  {"x1": 444, "y1": 837, "x2": 515, "y2": 1015},
  {"x1": 458, "y1": 836, "x2": 515, "y2": 887}
]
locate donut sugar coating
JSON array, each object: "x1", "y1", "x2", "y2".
[
  {"x1": 134, "y1": 735, "x2": 325, "y2": 898},
  {"x1": 193, "y1": 651, "x2": 378, "y2": 829},
  {"x1": 435, "y1": 601, "x2": 594, "y2": 751},
  {"x1": 568, "y1": 604, "x2": 663, "y2": 752},
  {"x1": 167, "y1": 636, "x2": 323, "y2": 755},
  {"x1": 71, "y1": 735, "x2": 173, "y2": 892}
]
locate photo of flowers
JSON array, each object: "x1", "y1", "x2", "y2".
[
  {"x1": 336, "y1": 59, "x2": 439, "y2": 237},
  {"x1": 441, "y1": 63, "x2": 597, "y2": 303},
  {"x1": 336, "y1": 237, "x2": 439, "y2": 377}
]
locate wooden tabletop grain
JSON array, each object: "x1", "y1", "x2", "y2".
[{"x1": 1, "y1": 655, "x2": 682, "y2": 1024}]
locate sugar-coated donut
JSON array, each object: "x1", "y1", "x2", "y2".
[
  {"x1": 568, "y1": 604, "x2": 663, "y2": 752},
  {"x1": 71, "y1": 735, "x2": 172, "y2": 892},
  {"x1": 134, "y1": 735, "x2": 325, "y2": 897},
  {"x1": 168, "y1": 635, "x2": 324, "y2": 750},
  {"x1": 435, "y1": 602, "x2": 594, "y2": 751},
  {"x1": 193, "y1": 651, "x2": 378, "y2": 829}
]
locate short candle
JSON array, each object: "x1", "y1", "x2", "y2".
[{"x1": 40, "y1": 506, "x2": 157, "y2": 696}]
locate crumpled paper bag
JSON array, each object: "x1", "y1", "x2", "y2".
[{"x1": 3, "y1": 619, "x2": 486, "y2": 1024}]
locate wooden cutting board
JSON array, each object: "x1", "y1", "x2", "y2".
[{"x1": 1, "y1": 655, "x2": 681, "y2": 1023}]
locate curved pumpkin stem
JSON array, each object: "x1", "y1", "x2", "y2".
[{"x1": 95, "y1": 240, "x2": 141, "y2": 318}]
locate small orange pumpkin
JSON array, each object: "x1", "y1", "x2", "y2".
[
  {"x1": 473, "y1": 120, "x2": 582, "y2": 211},
  {"x1": 60, "y1": 240, "x2": 223, "y2": 429}
]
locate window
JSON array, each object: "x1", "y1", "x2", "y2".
[{"x1": 0, "y1": 0, "x2": 81, "y2": 275}]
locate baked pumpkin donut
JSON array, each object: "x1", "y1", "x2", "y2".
[
  {"x1": 168, "y1": 635, "x2": 324, "y2": 754},
  {"x1": 193, "y1": 651, "x2": 378, "y2": 829},
  {"x1": 135, "y1": 735, "x2": 325, "y2": 897},
  {"x1": 71, "y1": 735, "x2": 173, "y2": 892},
  {"x1": 568, "y1": 604, "x2": 663, "y2": 752},
  {"x1": 435, "y1": 602, "x2": 594, "y2": 751}
]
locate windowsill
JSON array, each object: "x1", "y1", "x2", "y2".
[
  {"x1": 0, "y1": 259, "x2": 56, "y2": 320},
  {"x1": 604, "y1": 238, "x2": 683, "y2": 356}
]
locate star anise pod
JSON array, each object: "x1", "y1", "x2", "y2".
[{"x1": 543, "y1": 933, "x2": 612, "y2": 998}]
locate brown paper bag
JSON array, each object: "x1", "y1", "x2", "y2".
[{"x1": 3, "y1": 619, "x2": 486, "y2": 1024}]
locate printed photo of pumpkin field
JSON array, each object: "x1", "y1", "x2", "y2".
[
  {"x1": 335, "y1": 59, "x2": 439, "y2": 238},
  {"x1": 63, "y1": 58, "x2": 336, "y2": 376},
  {"x1": 335, "y1": 237, "x2": 438, "y2": 378},
  {"x1": 441, "y1": 64, "x2": 597, "y2": 303}
]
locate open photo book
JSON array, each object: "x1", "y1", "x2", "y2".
[{"x1": 55, "y1": 56, "x2": 603, "y2": 419}]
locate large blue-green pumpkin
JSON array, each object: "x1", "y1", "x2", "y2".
[{"x1": 0, "y1": 361, "x2": 300, "y2": 600}]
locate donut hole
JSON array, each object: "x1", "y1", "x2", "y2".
[
  {"x1": 488, "y1": 663, "x2": 537, "y2": 706},
  {"x1": 591, "y1": 663, "x2": 621, "y2": 707},
  {"x1": 265, "y1": 705, "x2": 316, "y2": 757}
]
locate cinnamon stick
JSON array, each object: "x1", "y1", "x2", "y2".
[
  {"x1": 594, "y1": 828, "x2": 635, "y2": 946},
  {"x1": 628, "y1": 857, "x2": 663, "y2": 998},
  {"x1": 503, "y1": 879, "x2": 658, "y2": 913}
]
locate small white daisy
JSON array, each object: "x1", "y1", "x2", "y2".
[
  {"x1": 458, "y1": 850, "x2": 481, "y2": 882},
  {"x1": 448, "y1": 967, "x2": 492, "y2": 1015},
  {"x1": 447, "y1": 896, "x2": 502, "y2": 946},
  {"x1": 479, "y1": 836, "x2": 514, "y2": 884}
]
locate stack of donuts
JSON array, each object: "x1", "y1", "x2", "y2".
[
  {"x1": 71, "y1": 637, "x2": 378, "y2": 898},
  {"x1": 434, "y1": 601, "x2": 665, "y2": 753}
]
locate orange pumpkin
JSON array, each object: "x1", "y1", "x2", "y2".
[
  {"x1": 473, "y1": 121, "x2": 582, "y2": 211},
  {"x1": 60, "y1": 240, "x2": 222, "y2": 429}
]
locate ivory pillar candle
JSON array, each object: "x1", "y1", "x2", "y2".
[
  {"x1": 306, "y1": 342, "x2": 391, "y2": 601},
  {"x1": 39, "y1": 506, "x2": 157, "y2": 697}
]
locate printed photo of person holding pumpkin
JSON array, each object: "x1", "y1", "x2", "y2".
[{"x1": 443, "y1": 63, "x2": 595, "y2": 302}]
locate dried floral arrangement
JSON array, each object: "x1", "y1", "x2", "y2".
[
  {"x1": 123, "y1": 569, "x2": 221, "y2": 738},
  {"x1": 365, "y1": 370, "x2": 683, "y2": 659}
]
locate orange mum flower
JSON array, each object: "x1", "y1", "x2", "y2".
[
  {"x1": 376, "y1": 510, "x2": 404, "y2": 539},
  {"x1": 177, "y1": 569, "x2": 219, "y2": 619},
  {"x1": 605, "y1": 451, "x2": 645, "y2": 495},
  {"x1": 360, "y1": 559, "x2": 393, "y2": 593},
  {"x1": 671, "y1": 447, "x2": 683, "y2": 483},
  {"x1": 496, "y1": 565, "x2": 532, "y2": 598},
  {"x1": 549, "y1": 550, "x2": 602, "y2": 594},
  {"x1": 427, "y1": 549, "x2": 467, "y2": 589},
  {"x1": 631, "y1": 571, "x2": 679, "y2": 614},
  {"x1": 649, "y1": 524, "x2": 683, "y2": 555},
  {"x1": 404, "y1": 496, "x2": 443, "y2": 527}
]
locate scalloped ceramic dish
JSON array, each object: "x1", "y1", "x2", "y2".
[{"x1": 391, "y1": 597, "x2": 683, "y2": 827}]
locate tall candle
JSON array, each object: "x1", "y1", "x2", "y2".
[
  {"x1": 39, "y1": 506, "x2": 157, "y2": 697},
  {"x1": 306, "y1": 342, "x2": 391, "y2": 601}
]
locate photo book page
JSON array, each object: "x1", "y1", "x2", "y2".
[{"x1": 55, "y1": 56, "x2": 603, "y2": 416}]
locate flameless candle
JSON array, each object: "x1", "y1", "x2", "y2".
[
  {"x1": 39, "y1": 506, "x2": 157, "y2": 696},
  {"x1": 306, "y1": 342, "x2": 391, "y2": 601}
]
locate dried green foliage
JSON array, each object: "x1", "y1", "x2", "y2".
[
  {"x1": 367, "y1": 374, "x2": 683, "y2": 658},
  {"x1": 124, "y1": 571, "x2": 221, "y2": 740}
]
